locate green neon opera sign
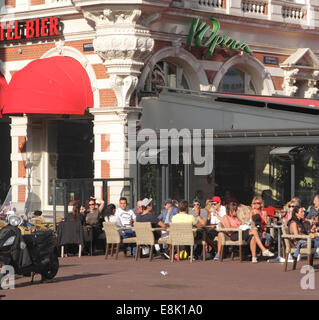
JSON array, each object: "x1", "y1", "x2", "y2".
[{"x1": 187, "y1": 17, "x2": 252, "y2": 58}]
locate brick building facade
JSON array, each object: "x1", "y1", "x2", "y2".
[{"x1": 1, "y1": 0, "x2": 319, "y2": 214}]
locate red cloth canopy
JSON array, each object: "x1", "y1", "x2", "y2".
[
  {"x1": 0, "y1": 73, "x2": 8, "y2": 115},
  {"x1": 2, "y1": 56, "x2": 93, "y2": 115}
]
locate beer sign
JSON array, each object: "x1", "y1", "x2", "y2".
[{"x1": 0, "y1": 17, "x2": 61, "y2": 41}]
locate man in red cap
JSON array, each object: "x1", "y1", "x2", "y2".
[
  {"x1": 209, "y1": 196, "x2": 226, "y2": 225},
  {"x1": 205, "y1": 196, "x2": 227, "y2": 259}
]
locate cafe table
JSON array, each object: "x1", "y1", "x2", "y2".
[{"x1": 266, "y1": 216, "x2": 286, "y2": 263}]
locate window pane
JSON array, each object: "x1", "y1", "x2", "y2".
[{"x1": 219, "y1": 67, "x2": 245, "y2": 93}]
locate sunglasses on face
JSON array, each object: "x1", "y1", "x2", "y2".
[
  {"x1": 253, "y1": 202, "x2": 261, "y2": 205},
  {"x1": 194, "y1": 203, "x2": 200, "y2": 206},
  {"x1": 89, "y1": 203, "x2": 95, "y2": 206},
  {"x1": 212, "y1": 202, "x2": 219, "y2": 205},
  {"x1": 288, "y1": 205, "x2": 295, "y2": 208}
]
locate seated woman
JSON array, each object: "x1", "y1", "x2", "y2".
[
  {"x1": 103, "y1": 204, "x2": 117, "y2": 223},
  {"x1": 249, "y1": 196, "x2": 273, "y2": 247},
  {"x1": 283, "y1": 200, "x2": 298, "y2": 225},
  {"x1": 214, "y1": 202, "x2": 274, "y2": 263},
  {"x1": 66, "y1": 202, "x2": 85, "y2": 224},
  {"x1": 288, "y1": 206, "x2": 319, "y2": 258}
]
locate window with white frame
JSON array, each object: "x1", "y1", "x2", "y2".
[
  {"x1": 218, "y1": 67, "x2": 257, "y2": 94},
  {"x1": 144, "y1": 60, "x2": 190, "y2": 94}
]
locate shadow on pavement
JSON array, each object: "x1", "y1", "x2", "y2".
[
  {"x1": 58, "y1": 264, "x2": 81, "y2": 268},
  {"x1": 14, "y1": 272, "x2": 112, "y2": 288}
]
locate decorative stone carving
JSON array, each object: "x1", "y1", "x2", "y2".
[
  {"x1": 109, "y1": 75, "x2": 138, "y2": 108},
  {"x1": 282, "y1": 68, "x2": 299, "y2": 96},
  {"x1": 305, "y1": 71, "x2": 319, "y2": 98},
  {"x1": 84, "y1": 9, "x2": 142, "y2": 26},
  {"x1": 83, "y1": 8, "x2": 154, "y2": 108},
  {"x1": 55, "y1": 39, "x2": 65, "y2": 56}
]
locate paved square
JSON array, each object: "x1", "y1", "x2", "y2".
[{"x1": 1, "y1": 254, "x2": 319, "y2": 300}]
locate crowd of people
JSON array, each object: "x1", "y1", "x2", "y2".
[{"x1": 49, "y1": 190, "x2": 319, "y2": 261}]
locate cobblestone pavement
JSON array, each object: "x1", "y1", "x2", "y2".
[{"x1": 1, "y1": 253, "x2": 319, "y2": 300}]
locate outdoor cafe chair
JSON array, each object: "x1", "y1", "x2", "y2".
[
  {"x1": 281, "y1": 226, "x2": 316, "y2": 272},
  {"x1": 102, "y1": 222, "x2": 136, "y2": 259},
  {"x1": 134, "y1": 222, "x2": 162, "y2": 261},
  {"x1": 169, "y1": 223, "x2": 195, "y2": 263},
  {"x1": 217, "y1": 223, "x2": 248, "y2": 262},
  {"x1": 57, "y1": 220, "x2": 84, "y2": 258}
]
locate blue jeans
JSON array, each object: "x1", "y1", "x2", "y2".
[
  {"x1": 293, "y1": 237, "x2": 319, "y2": 258},
  {"x1": 119, "y1": 229, "x2": 136, "y2": 238},
  {"x1": 119, "y1": 229, "x2": 136, "y2": 255}
]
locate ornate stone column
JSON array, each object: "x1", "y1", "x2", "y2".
[
  {"x1": 84, "y1": 8, "x2": 154, "y2": 108},
  {"x1": 82, "y1": 8, "x2": 154, "y2": 204}
]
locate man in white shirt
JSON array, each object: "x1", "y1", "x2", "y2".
[
  {"x1": 115, "y1": 197, "x2": 136, "y2": 227},
  {"x1": 207, "y1": 196, "x2": 226, "y2": 259},
  {"x1": 115, "y1": 197, "x2": 136, "y2": 256},
  {"x1": 209, "y1": 196, "x2": 226, "y2": 225}
]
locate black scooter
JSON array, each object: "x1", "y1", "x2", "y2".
[{"x1": 0, "y1": 214, "x2": 59, "y2": 284}]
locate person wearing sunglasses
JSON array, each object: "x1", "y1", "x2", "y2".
[
  {"x1": 85, "y1": 196, "x2": 105, "y2": 254},
  {"x1": 249, "y1": 196, "x2": 273, "y2": 248},
  {"x1": 205, "y1": 196, "x2": 226, "y2": 256},
  {"x1": 190, "y1": 199, "x2": 208, "y2": 227},
  {"x1": 283, "y1": 201, "x2": 298, "y2": 225},
  {"x1": 214, "y1": 202, "x2": 274, "y2": 262}
]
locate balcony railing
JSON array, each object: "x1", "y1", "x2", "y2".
[
  {"x1": 197, "y1": 0, "x2": 226, "y2": 9},
  {"x1": 241, "y1": 1, "x2": 268, "y2": 15},
  {"x1": 282, "y1": 5, "x2": 306, "y2": 20},
  {"x1": 172, "y1": 0, "x2": 317, "y2": 28}
]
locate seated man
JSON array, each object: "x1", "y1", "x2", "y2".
[
  {"x1": 157, "y1": 199, "x2": 178, "y2": 228},
  {"x1": 115, "y1": 197, "x2": 136, "y2": 256},
  {"x1": 115, "y1": 197, "x2": 136, "y2": 238},
  {"x1": 135, "y1": 198, "x2": 162, "y2": 257},
  {"x1": 306, "y1": 194, "x2": 319, "y2": 222},
  {"x1": 189, "y1": 199, "x2": 209, "y2": 259},
  {"x1": 171, "y1": 200, "x2": 197, "y2": 225}
]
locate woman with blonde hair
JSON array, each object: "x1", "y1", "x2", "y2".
[{"x1": 249, "y1": 196, "x2": 272, "y2": 247}]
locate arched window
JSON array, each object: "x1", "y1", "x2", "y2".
[
  {"x1": 218, "y1": 67, "x2": 257, "y2": 94},
  {"x1": 144, "y1": 60, "x2": 190, "y2": 94}
]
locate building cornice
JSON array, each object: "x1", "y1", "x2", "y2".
[{"x1": 163, "y1": 8, "x2": 319, "y2": 34}]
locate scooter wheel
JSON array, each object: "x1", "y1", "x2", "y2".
[{"x1": 41, "y1": 252, "x2": 59, "y2": 280}]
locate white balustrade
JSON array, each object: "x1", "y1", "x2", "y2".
[
  {"x1": 282, "y1": 6, "x2": 306, "y2": 19},
  {"x1": 197, "y1": 0, "x2": 225, "y2": 9},
  {"x1": 241, "y1": 1, "x2": 267, "y2": 14}
]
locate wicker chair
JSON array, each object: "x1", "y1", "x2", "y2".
[
  {"x1": 134, "y1": 222, "x2": 160, "y2": 261},
  {"x1": 217, "y1": 223, "x2": 248, "y2": 262},
  {"x1": 102, "y1": 222, "x2": 136, "y2": 259},
  {"x1": 281, "y1": 226, "x2": 316, "y2": 272},
  {"x1": 169, "y1": 223, "x2": 195, "y2": 263}
]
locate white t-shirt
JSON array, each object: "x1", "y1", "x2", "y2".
[
  {"x1": 210, "y1": 205, "x2": 226, "y2": 226},
  {"x1": 104, "y1": 215, "x2": 118, "y2": 223},
  {"x1": 115, "y1": 208, "x2": 136, "y2": 227}
]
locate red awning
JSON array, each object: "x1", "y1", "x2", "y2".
[
  {"x1": 2, "y1": 56, "x2": 93, "y2": 115},
  {"x1": 0, "y1": 73, "x2": 8, "y2": 115},
  {"x1": 215, "y1": 92, "x2": 319, "y2": 109}
]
